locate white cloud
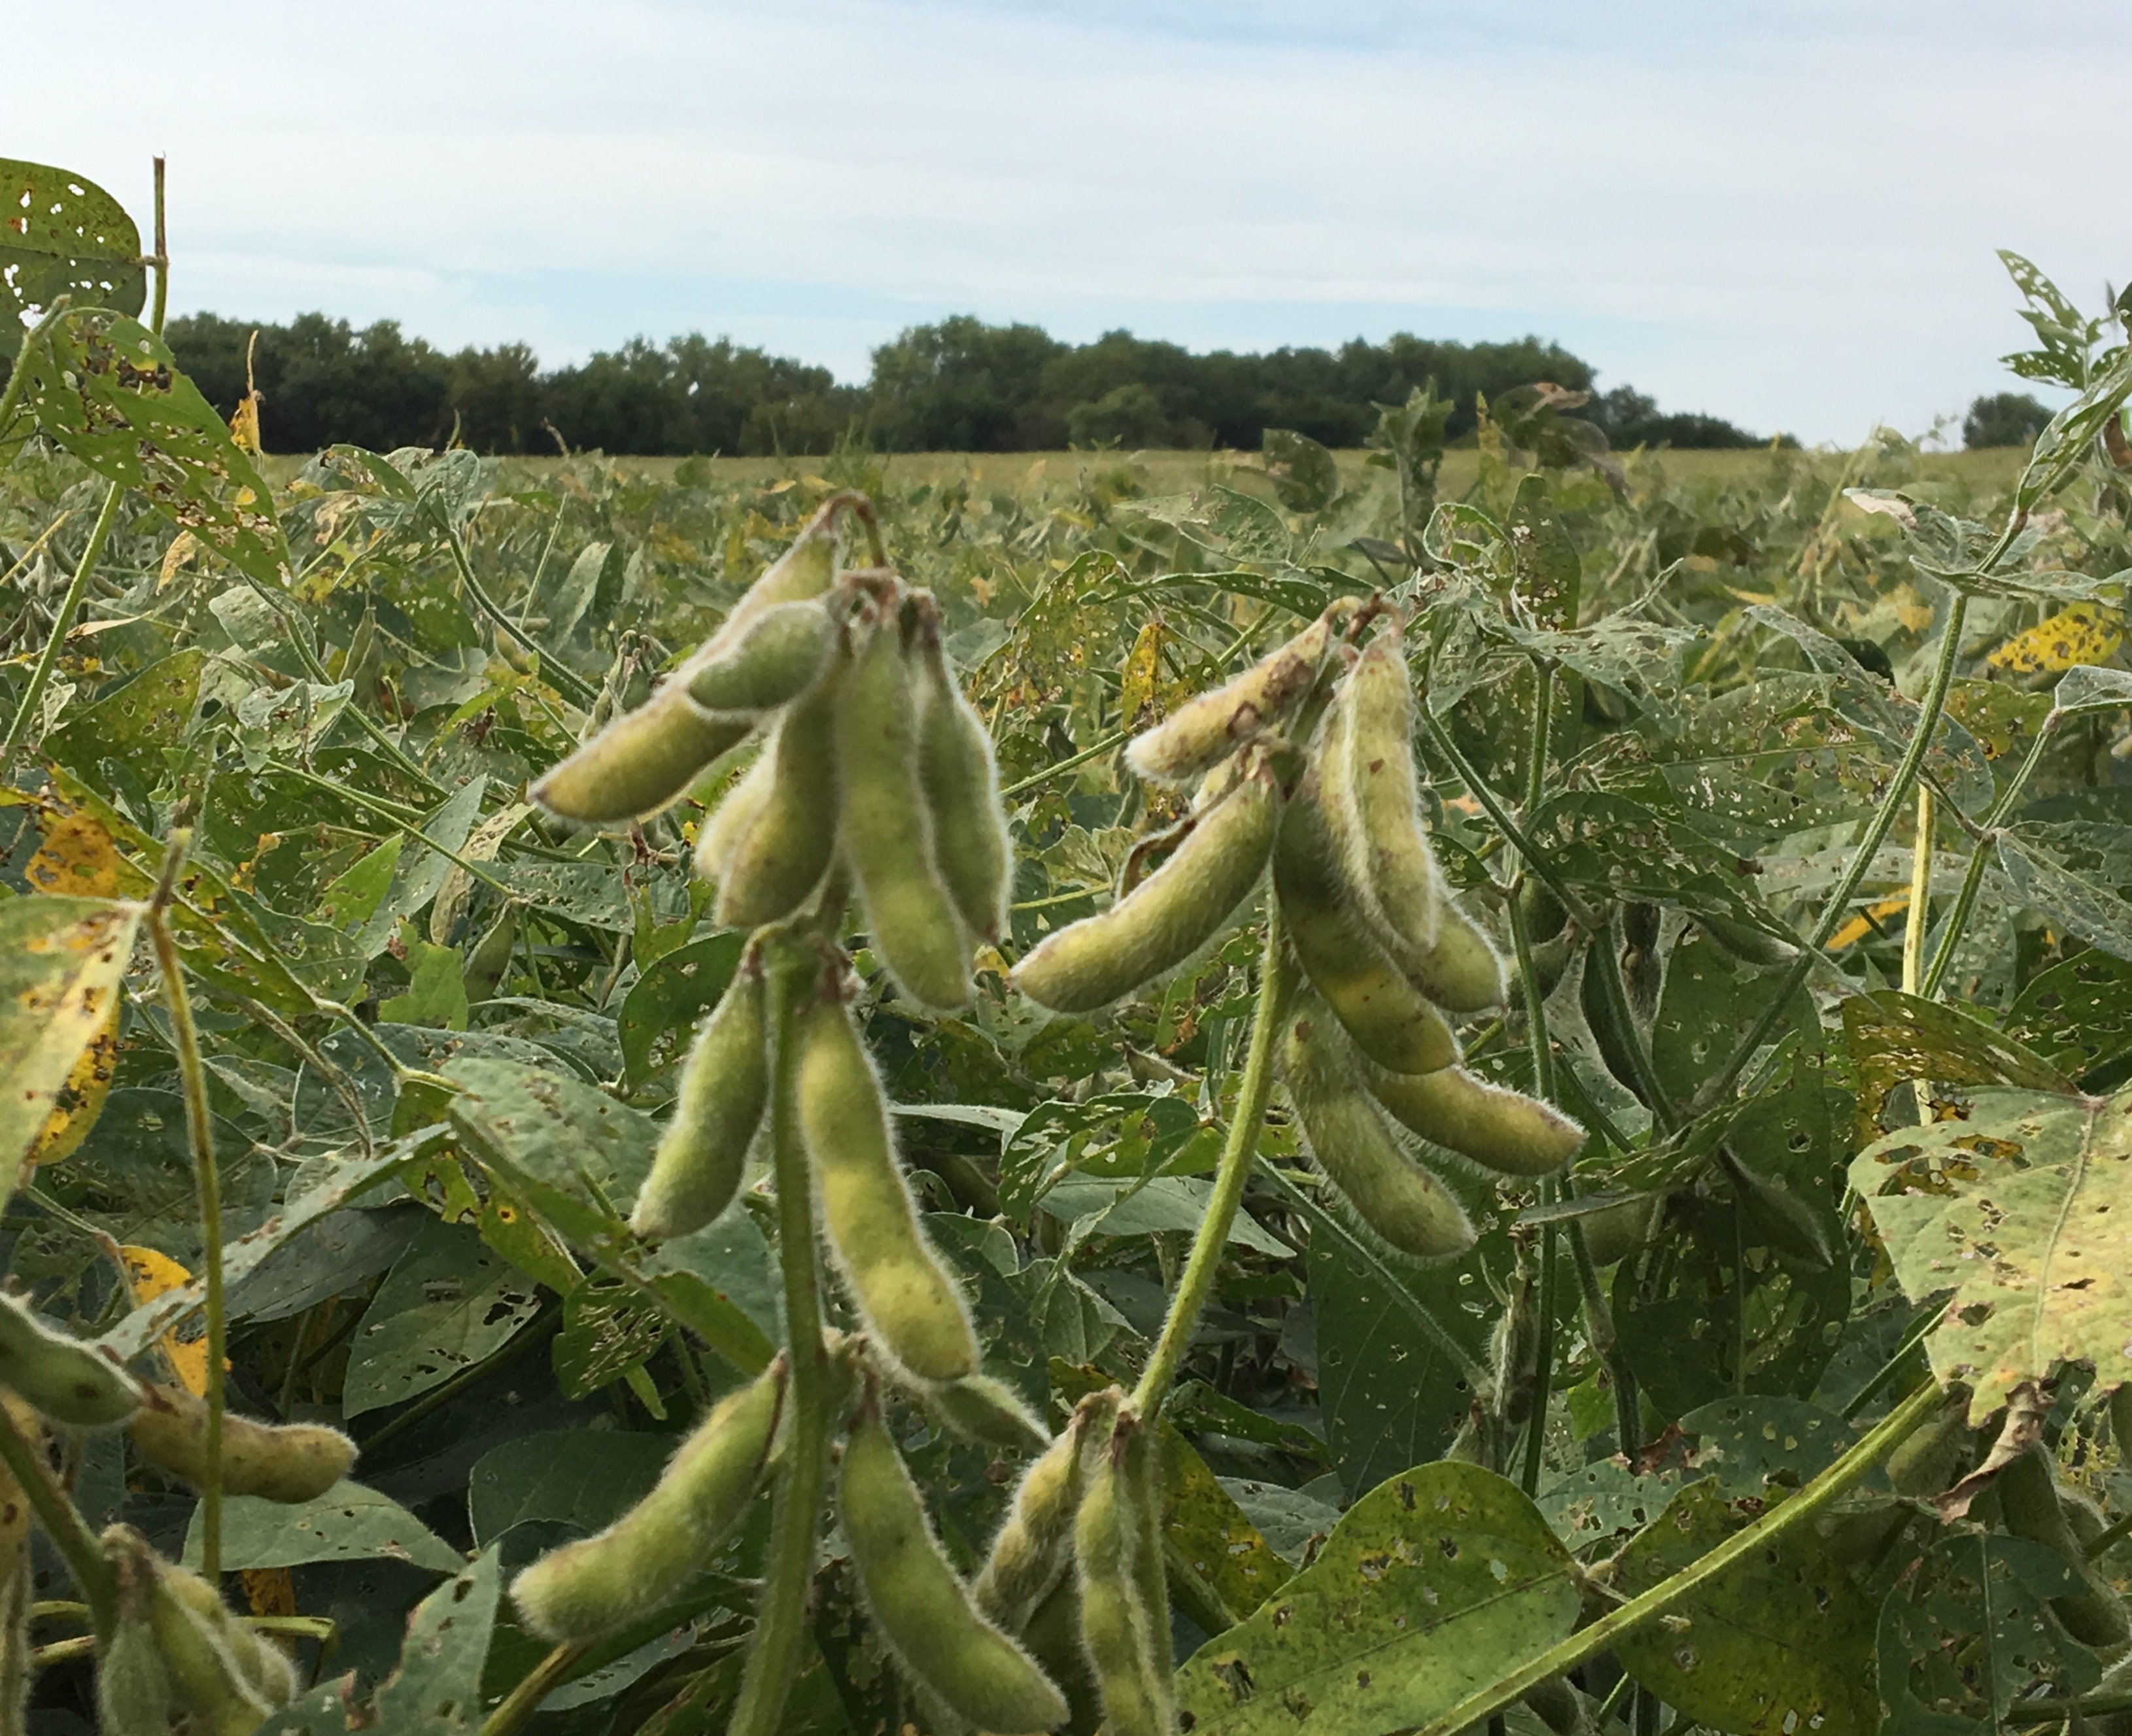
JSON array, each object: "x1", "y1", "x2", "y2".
[{"x1": 11, "y1": 0, "x2": 2124, "y2": 441}]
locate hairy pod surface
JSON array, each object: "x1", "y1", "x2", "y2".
[
  {"x1": 0, "y1": 1293, "x2": 139, "y2": 1427},
  {"x1": 511, "y1": 1357, "x2": 785, "y2": 1642},
  {"x1": 128, "y1": 1383, "x2": 354, "y2": 1503},
  {"x1": 796, "y1": 993, "x2": 979, "y2": 1382},
  {"x1": 1073, "y1": 1431, "x2": 1170, "y2": 1736},
  {"x1": 715, "y1": 646, "x2": 846, "y2": 929},
  {"x1": 1884, "y1": 1392, "x2": 1972, "y2": 1499},
  {"x1": 1996, "y1": 1445, "x2": 2132, "y2": 1648},
  {"x1": 917, "y1": 626, "x2": 1012, "y2": 944},
  {"x1": 531, "y1": 686, "x2": 751, "y2": 825},
  {"x1": 1120, "y1": 1420, "x2": 1172, "y2": 1709},
  {"x1": 838, "y1": 613, "x2": 974, "y2": 1012},
  {"x1": 692, "y1": 749, "x2": 774, "y2": 887},
  {"x1": 1013, "y1": 758, "x2": 1280, "y2": 1013},
  {"x1": 631, "y1": 959, "x2": 768, "y2": 1241},
  {"x1": 976, "y1": 1391, "x2": 1117, "y2": 1635},
  {"x1": 1390, "y1": 898, "x2": 1507, "y2": 1015},
  {"x1": 684, "y1": 598, "x2": 837, "y2": 713},
  {"x1": 1326, "y1": 628, "x2": 1447, "y2": 954},
  {"x1": 1280, "y1": 999, "x2": 1476, "y2": 1259},
  {"x1": 840, "y1": 1406, "x2": 1070, "y2": 1735},
  {"x1": 712, "y1": 497, "x2": 842, "y2": 641},
  {"x1": 145, "y1": 1557, "x2": 294, "y2": 1731},
  {"x1": 95, "y1": 1608, "x2": 173, "y2": 1736},
  {"x1": 930, "y1": 1373, "x2": 1050, "y2": 1455},
  {"x1": 1576, "y1": 1193, "x2": 1660, "y2": 1268},
  {"x1": 1273, "y1": 769, "x2": 1459, "y2": 1076},
  {"x1": 1359, "y1": 1057, "x2": 1584, "y2": 1177},
  {"x1": 1124, "y1": 607, "x2": 1340, "y2": 787}
]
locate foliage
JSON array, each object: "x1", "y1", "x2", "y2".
[
  {"x1": 1966, "y1": 392, "x2": 2054, "y2": 451},
  {"x1": 1, "y1": 156, "x2": 2131, "y2": 1736}
]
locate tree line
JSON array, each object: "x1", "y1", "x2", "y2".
[{"x1": 131, "y1": 311, "x2": 1794, "y2": 460}]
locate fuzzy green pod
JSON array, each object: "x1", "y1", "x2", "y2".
[
  {"x1": 685, "y1": 598, "x2": 837, "y2": 713},
  {"x1": 142, "y1": 1558, "x2": 293, "y2": 1733},
  {"x1": 531, "y1": 686, "x2": 753, "y2": 825},
  {"x1": 632, "y1": 957, "x2": 768, "y2": 1241},
  {"x1": 1125, "y1": 607, "x2": 1341, "y2": 787},
  {"x1": 1996, "y1": 1444, "x2": 2131, "y2": 1649},
  {"x1": 714, "y1": 496, "x2": 844, "y2": 638},
  {"x1": 1884, "y1": 1391, "x2": 1972, "y2": 1499},
  {"x1": 930, "y1": 1373, "x2": 1050, "y2": 1455},
  {"x1": 128, "y1": 1382, "x2": 355, "y2": 1503},
  {"x1": 692, "y1": 749, "x2": 774, "y2": 887},
  {"x1": 917, "y1": 622, "x2": 1012, "y2": 944},
  {"x1": 841, "y1": 1405, "x2": 1069, "y2": 1735},
  {"x1": 0, "y1": 1293, "x2": 139, "y2": 1427},
  {"x1": 153, "y1": 1559, "x2": 298, "y2": 1714},
  {"x1": 976, "y1": 1391, "x2": 1117, "y2": 1634},
  {"x1": 1576, "y1": 1193, "x2": 1660, "y2": 1268},
  {"x1": 716, "y1": 646, "x2": 846, "y2": 929},
  {"x1": 1325, "y1": 626, "x2": 1447, "y2": 953},
  {"x1": 796, "y1": 993, "x2": 979, "y2": 1382},
  {"x1": 1280, "y1": 999, "x2": 1476, "y2": 1260},
  {"x1": 95, "y1": 1607, "x2": 173, "y2": 1736},
  {"x1": 1074, "y1": 1427, "x2": 1170, "y2": 1736},
  {"x1": 1013, "y1": 756, "x2": 1281, "y2": 1013},
  {"x1": 461, "y1": 900, "x2": 517, "y2": 1005},
  {"x1": 511, "y1": 1357, "x2": 785, "y2": 1642},
  {"x1": 1273, "y1": 768, "x2": 1459, "y2": 1076},
  {"x1": 1358, "y1": 1057, "x2": 1584, "y2": 1178},
  {"x1": 1694, "y1": 912, "x2": 1796, "y2": 968},
  {"x1": 838, "y1": 612, "x2": 974, "y2": 1012},
  {"x1": 1120, "y1": 1421, "x2": 1171, "y2": 1696}
]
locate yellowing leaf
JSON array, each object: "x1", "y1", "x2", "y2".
[
  {"x1": 26, "y1": 995, "x2": 119, "y2": 1167},
  {"x1": 242, "y1": 1567, "x2": 297, "y2": 1616},
  {"x1": 157, "y1": 528, "x2": 200, "y2": 590},
  {"x1": 1119, "y1": 617, "x2": 1169, "y2": 730},
  {"x1": 1986, "y1": 602, "x2": 2126, "y2": 676},
  {"x1": 24, "y1": 806, "x2": 118, "y2": 897},
  {"x1": 120, "y1": 1245, "x2": 211, "y2": 1395}
]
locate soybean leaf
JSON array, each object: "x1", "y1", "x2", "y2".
[
  {"x1": 368, "y1": 1546, "x2": 503, "y2": 1733},
  {"x1": 1651, "y1": 927, "x2": 1816, "y2": 1112},
  {"x1": 1174, "y1": 1461, "x2": 1579, "y2": 1736},
  {"x1": 58, "y1": 1086, "x2": 273, "y2": 1265},
  {"x1": 0, "y1": 893, "x2": 139, "y2": 1194},
  {"x1": 343, "y1": 1216, "x2": 544, "y2": 1418},
  {"x1": 182, "y1": 1478, "x2": 464, "y2": 1575},
  {"x1": 1526, "y1": 791, "x2": 1774, "y2": 927},
  {"x1": 1676, "y1": 1397, "x2": 1855, "y2": 1492},
  {"x1": 2004, "y1": 951, "x2": 2132, "y2": 1085},
  {"x1": 617, "y1": 931, "x2": 747, "y2": 1088},
  {"x1": 1850, "y1": 1083, "x2": 2132, "y2": 1420},
  {"x1": 2052, "y1": 663, "x2": 2132, "y2": 718},
  {"x1": 1611, "y1": 1477, "x2": 1878, "y2": 1736},
  {"x1": 226, "y1": 1206, "x2": 424, "y2": 1323},
  {"x1": 1996, "y1": 825, "x2": 2132, "y2": 961},
  {"x1": 1039, "y1": 1175, "x2": 1293, "y2": 1255},
  {"x1": 1840, "y1": 990, "x2": 2073, "y2": 1144},
  {"x1": 43, "y1": 649, "x2": 205, "y2": 812},
  {"x1": 0, "y1": 158, "x2": 145, "y2": 350},
  {"x1": 553, "y1": 1277, "x2": 667, "y2": 1400},
  {"x1": 1160, "y1": 1423, "x2": 1292, "y2": 1623},
  {"x1": 22, "y1": 309, "x2": 292, "y2": 585},
  {"x1": 467, "y1": 1429, "x2": 675, "y2": 1547}
]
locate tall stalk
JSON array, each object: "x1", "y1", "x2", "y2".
[{"x1": 1511, "y1": 664, "x2": 1560, "y2": 1495}]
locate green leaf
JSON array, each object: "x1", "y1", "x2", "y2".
[
  {"x1": 1526, "y1": 791, "x2": 1778, "y2": 928},
  {"x1": 1851, "y1": 1083, "x2": 2132, "y2": 1421},
  {"x1": 1652, "y1": 927, "x2": 1815, "y2": 1110},
  {"x1": 2052, "y1": 663, "x2": 2132, "y2": 718},
  {"x1": 1038, "y1": 1175, "x2": 1293, "y2": 1254},
  {"x1": 381, "y1": 930, "x2": 471, "y2": 1030},
  {"x1": 1611, "y1": 1477, "x2": 1879, "y2": 1736},
  {"x1": 343, "y1": 1216, "x2": 545, "y2": 1418},
  {"x1": 43, "y1": 648, "x2": 205, "y2": 809},
  {"x1": 58, "y1": 1085, "x2": 273, "y2": 1266},
  {"x1": 368, "y1": 1546, "x2": 504, "y2": 1732},
  {"x1": 617, "y1": 931, "x2": 747, "y2": 1088},
  {"x1": 552, "y1": 1277, "x2": 667, "y2": 1400},
  {"x1": 22, "y1": 309, "x2": 292, "y2": 585},
  {"x1": 1839, "y1": 989, "x2": 2072, "y2": 1145},
  {"x1": 182, "y1": 1478, "x2": 464, "y2": 1574},
  {"x1": 1174, "y1": 1461, "x2": 1579, "y2": 1736},
  {"x1": 1675, "y1": 1397, "x2": 1855, "y2": 1493},
  {"x1": 0, "y1": 893, "x2": 139, "y2": 1194},
  {"x1": 0, "y1": 158, "x2": 145, "y2": 354},
  {"x1": 1997, "y1": 825, "x2": 2132, "y2": 961},
  {"x1": 2004, "y1": 951, "x2": 2132, "y2": 1085},
  {"x1": 1159, "y1": 1423, "x2": 1292, "y2": 1624},
  {"x1": 467, "y1": 1429, "x2": 675, "y2": 1547}
]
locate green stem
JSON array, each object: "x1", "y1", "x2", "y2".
[
  {"x1": 149, "y1": 157, "x2": 169, "y2": 336},
  {"x1": 1562, "y1": 1187, "x2": 1640, "y2": 1454},
  {"x1": 1919, "y1": 707, "x2": 2060, "y2": 999},
  {"x1": 150, "y1": 834, "x2": 225, "y2": 1582},
  {"x1": 478, "y1": 1641, "x2": 587, "y2": 1736},
  {"x1": 0, "y1": 298, "x2": 72, "y2": 448},
  {"x1": 1000, "y1": 728, "x2": 1127, "y2": 800},
  {"x1": 260, "y1": 760, "x2": 511, "y2": 894},
  {"x1": 728, "y1": 940, "x2": 835, "y2": 1736},
  {"x1": 2084, "y1": 1509, "x2": 2132, "y2": 1561},
  {"x1": 1512, "y1": 664, "x2": 1559, "y2": 1496},
  {"x1": 1, "y1": 481, "x2": 123, "y2": 772},
  {"x1": 1413, "y1": 1378, "x2": 1944, "y2": 1736},
  {"x1": 2005, "y1": 1692, "x2": 2132, "y2": 1726},
  {"x1": 1133, "y1": 913, "x2": 1296, "y2": 1416},
  {"x1": 1417, "y1": 709, "x2": 1596, "y2": 931},
  {"x1": 1688, "y1": 593, "x2": 1970, "y2": 1118},
  {"x1": 1591, "y1": 911, "x2": 1677, "y2": 1133},
  {"x1": 438, "y1": 517, "x2": 598, "y2": 707},
  {"x1": 0, "y1": 1403, "x2": 114, "y2": 1639}
]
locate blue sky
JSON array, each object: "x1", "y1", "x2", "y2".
[{"x1": 14, "y1": 0, "x2": 2127, "y2": 443}]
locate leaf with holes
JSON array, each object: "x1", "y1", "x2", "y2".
[
  {"x1": 1840, "y1": 990, "x2": 2073, "y2": 1144},
  {"x1": 2005, "y1": 951, "x2": 2132, "y2": 1085},
  {"x1": 617, "y1": 931, "x2": 747, "y2": 1087},
  {"x1": 1996, "y1": 825, "x2": 2132, "y2": 961},
  {"x1": 1850, "y1": 1083, "x2": 2132, "y2": 1421},
  {"x1": 1175, "y1": 1460, "x2": 1579, "y2": 1736},
  {"x1": 183, "y1": 1479, "x2": 464, "y2": 1575},
  {"x1": 1612, "y1": 1478, "x2": 1879, "y2": 1736},
  {"x1": 343, "y1": 1216, "x2": 545, "y2": 1418},
  {"x1": 367, "y1": 1546, "x2": 503, "y2": 1732},
  {"x1": 0, "y1": 158, "x2": 145, "y2": 353}
]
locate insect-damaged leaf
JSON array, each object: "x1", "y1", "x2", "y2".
[
  {"x1": 1174, "y1": 1461, "x2": 1578, "y2": 1736},
  {"x1": 1850, "y1": 1083, "x2": 2132, "y2": 1421},
  {"x1": 1840, "y1": 989, "x2": 2073, "y2": 1145},
  {"x1": 0, "y1": 894, "x2": 141, "y2": 1195},
  {"x1": 182, "y1": 1478, "x2": 464, "y2": 1576},
  {"x1": 1612, "y1": 1478, "x2": 1879, "y2": 1736},
  {"x1": 20, "y1": 309, "x2": 292, "y2": 585},
  {"x1": 0, "y1": 158, "x2": 145, "y2": 353},
  {"x1": 367, "y1": 1546, "x2": 503, "y2": 1733}
]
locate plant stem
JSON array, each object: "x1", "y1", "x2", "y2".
[
  {"x1": 1687, "y1": 593, "x2": 1970, "y2": 1118},
  {"x1": 2005, "y1": 1692, "x2": 2132, "y2": 1726},
  {"x1": 1919, "y1": 707, "x2": 2059, "y2": 999},
  {"x1": 438, "y1": 516, "x2": 598, "y2": 707},
  {"x1": 0, "y1": 1406, "x2": 114, "y2": 1639},
  {"x1": 1133, "y1": 915, "x2": 1296, "y2": 1416},
  {"x1": 1590, "y1": 911, "x2": 1677, "y2": 1134},
  {"x1": 1411, "y1": 1378, "x2": 1944, "y2": 1736},
  {"x1": 150, "y1": 834, "x2": 226, "y2": 1582},
  {"x1": 727, "y1": 940, "x2": 835, "y2": 1736},
  {"x1": 1, "y1": 481, "x2": 123, "y2": 772},
  {"x1": 1000, "y1": 728, "x2": 1127, "y2": 800},
  {"x1": 149, "y1": 156, "x2": 169, "y2": 335},
  {"x1": 479, "y1": 1641, "x2": 587, "y2": 1736},
  {"x1": 2084, "y1": 1510, "x2": 2132, "y2": 1561},
  {"x1": 1900, "y1": 785, "x2": 1933, "y2": 997},
  {"x1": 0, "y1": 298, "x2": 72, "y2": 447},
  {"x1": 1512, "y1": 664, "x2": 1559, "y2": 1495}
]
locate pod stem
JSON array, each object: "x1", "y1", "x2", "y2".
[
  {"x1": 0, "y1": 480, "x2": 123, "y2": 775},
  {"x1": 150, "y1": 832, "x2": 226, "y2": 1583},
  {"x1": 1131, "y1": 912, "x2": 1298, "y2": 1418},
  {"x1": 1411, "y1": 1377, "x2": 1945, "y2": 1736},
  {"x1": 0, "y1": 1406, "x2": 112, "y2": 1641},
  {"x1": 728, "y1": 938, "x2": 836, "y2": 1736},
  {"x1": 479, "y1": 1640, "x2": 588, "y2": 1736},
  {"x1": 1686, "y1": 593, "x2": 1970, "y2": 1119},
  {"x1": 1920, "y1": 706, "x2": 2059, "y2": 998}
]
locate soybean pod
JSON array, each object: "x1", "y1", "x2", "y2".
[
  {"x1": 632, "y1": 952, "x2": 769, "y2": 1241},
  {"x1": 1325, "y1": 624, "x2": 1446, "y2": 953},
  {"x1": 795, "y1": 989, "x2": 978, "y2": 1382},
  {"x1": 692, "y1": 749, "x2": 774, "y2": 888},
  {"x1": 716, "y1": 641, "x2": 846, "y2": 930},
  {"x1": 976, "y1": 1390, "x2": 1118, "y2": 1635},
  {"x1": 840, "y1": 1403, "x2": 1069, "y2": 1735},
  {"x1": 511, "y1": 1357, "x2": 785, "y2": 1642},
  {"x1": 685, "y1": 598, "x2": 837, "y2": 713},
  {"x1": 128, "y1": 1383, "x2": 355, "y2": 1503},
  {"x1": 1126, "y1": 605, "x2": 1345, "y2": 787},
  {"x1": 917, "y1": 617, "x2": 1012, "y2": 944},
  {"x1": 1013, "y1": 754, "x2": 1281, "y2": 1013},
  {"x1": 0, "y1": 1292, "x2": 139, "y2": 1427},
  {"x1": 1074, "y1": 1422, "x2": 1170, "y2": 1736},
  {"x1": 929, "y1": 1372, "x2": 1050, "y2": 1455},
  {"x1": 531, "y1": 686, "x2": 752, "y2": 826},
  {"x1": 1358, "y1": 1057, "x2": 1584, "y2": 1178},
  {"x1": 838, "y1": 605, "x2": 974, "y2": 1012}
]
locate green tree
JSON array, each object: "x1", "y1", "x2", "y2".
[{"x1": 1963, "y1": 390, "x2": 2053, "y2": 448}]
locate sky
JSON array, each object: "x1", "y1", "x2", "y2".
[{"x1": 12, "y1": 0, "x2": 2127, "y2": 444}]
